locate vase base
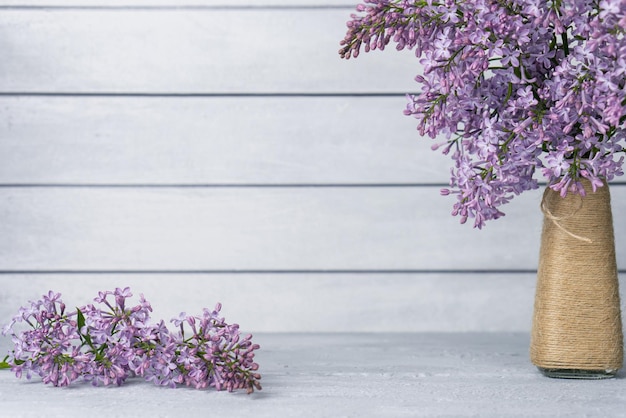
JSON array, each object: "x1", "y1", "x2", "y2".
[{"x1": 537, "y1": 367, "x2": 618, "y2": 379}]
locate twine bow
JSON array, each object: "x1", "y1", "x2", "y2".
[{"x1": 540, "y1": 188, "x2": 592, "y2": 243}]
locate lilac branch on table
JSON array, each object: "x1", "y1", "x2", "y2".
[
  {"x1": 1, "y1": 289, "x2": 262, "y2": 394},
  {"x1": 340, "y1": 0, "x2": 626, "y2": 228}
]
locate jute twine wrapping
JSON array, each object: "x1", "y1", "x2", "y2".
[{"x1": 530, "y1": 179, "x2": 623, "y2": 371}]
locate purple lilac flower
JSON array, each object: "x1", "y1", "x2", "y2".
[
  {"x1": 340, "y1": 0, "x2": 626, "y2": 228},
  {"x1": 171, "y1": 304, "x2": 262, "y2": 393},
  {"x1": 0, "y1": 292, "x2": 87, "y2": 386},
  {"x1": 2, "y1": 289, "x2": 261, "y2": 393}
]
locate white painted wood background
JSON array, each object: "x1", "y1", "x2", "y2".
[{"x1": 0, "y1": 0, "x2": 624, "y2": 337}]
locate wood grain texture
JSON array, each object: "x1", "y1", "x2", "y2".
[
  {"x1": 2, "y1": 333, "x2": 626, "y2": 417},
  {"x1": 0, "y1": 96, "x2": 443, "y2": 184},
  {"x1": 2, "y1": 186, "x2": 625, "y2": 269},
  {"x1": 0, "y1": 187, "x2": 551, "y2": 271},
  {"x1": 1, "y1": 1, "x2": 625, "y2": 335},
  {"x1": 0, "y1": 1, "x2": 356, "y2": 6},
  {"x1": 0, "y1": 273, "x2": 542, "y2": 333},
  {"x1": 0, "y1": 9, "x2": 418, "y2": 93}
]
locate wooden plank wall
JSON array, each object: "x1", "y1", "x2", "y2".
[{"x1": 0, "y1": 1, "x2": 624, "y2": 335}]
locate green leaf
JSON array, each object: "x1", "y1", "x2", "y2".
[
  {"x1": 0, "y1": 354, "x2": 15, "y2": 369},
  {"x1": 77, "y1": 308, "x2": 85, "y2": 330},
  {"x1": 76, "y1": 308, "x2": 96, "y2": 349}
]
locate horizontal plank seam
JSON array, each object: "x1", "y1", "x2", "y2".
[
  {"x1": 0, "y1": 5, "x2": 356, "y2": 11},
  {"x1": 0, "y1": 92, "x2": 409, "y2": 98},
  {"x1": 0, "y1": 269, "x2": 603, "y2": 275},
  {"x1": 0, "y1": 183, "x2": 450, "y2": 189},
  {"x1": 0, "y1": 182, "x2": 624, "y2": 188}
]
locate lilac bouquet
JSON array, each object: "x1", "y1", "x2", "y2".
[
  {"x1": 1, "y1": 288, "x2": 262, "y2": 393},
  {"x1": 340, "y1": 0, "x2": 626, "y2": 228}
]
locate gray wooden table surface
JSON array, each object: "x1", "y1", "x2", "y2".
[{"x1": 1, "y1": 333, "x2": 625, "y2": 417}]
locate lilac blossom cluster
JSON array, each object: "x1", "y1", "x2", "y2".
[
  {"x1": 1, "y1": 288, "x2": 261, "y2": 393},
  {"x1": 340, "y1": 0, "x2": 626, "y2": 228}
]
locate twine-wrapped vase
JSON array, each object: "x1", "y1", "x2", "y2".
[{"x1": 530, "y1": 179, "x2": 623, "y2": 378}]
